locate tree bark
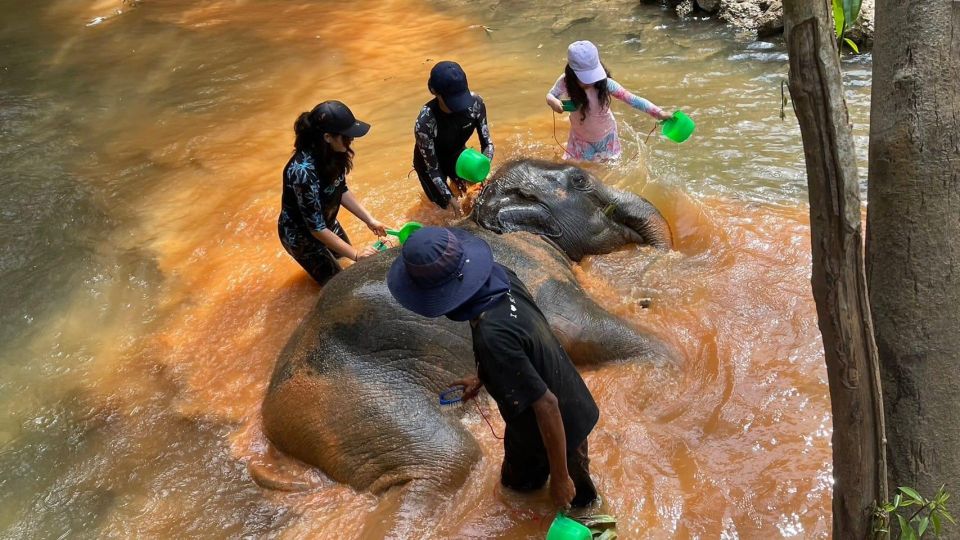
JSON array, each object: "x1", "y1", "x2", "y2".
[
  {"x1": 867, "y1": 0, "x2": 960, "y2": 512},
  {"x1": 783, "y1": 1, "x2": 888, "y2": 538}
]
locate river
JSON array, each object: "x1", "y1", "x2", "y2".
[{"x1": 0, "y1": 0, "x2": 872, "y2": 537}]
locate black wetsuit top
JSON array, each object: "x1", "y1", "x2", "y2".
[{"x1": 412, "y1": 94, "x2": 494, "y2": 207}]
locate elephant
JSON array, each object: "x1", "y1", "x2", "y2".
[{"x1": 260, "y1": 159, "x2": 673, "y2": 535}]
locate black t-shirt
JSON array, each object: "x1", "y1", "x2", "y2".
[
  {"x1": 471, "y1": 268, "x2": 599, "y2": 450},
  {"x1": 279, "y1": 150, "x2": 348, "y2": 236}
]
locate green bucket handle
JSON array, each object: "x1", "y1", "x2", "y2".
[{"x1": 373, "y1": 221, "x2": 424, "y2": 252}]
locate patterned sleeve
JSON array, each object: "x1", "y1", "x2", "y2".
[
  {"x1": 607, "y1": 78, "x2": 663, "y2": 117},
  {"x1": 414, "y1": 106, "x2": 453, "y2": 202},
  {"x1": 287, "y1": 154, "x2": 327, "y2": 232},
  {"x1": 473, "y1": 95, "x2": 495, "y2": 160},
  {"x1": 548, "y1": 74, "x2": 567, "y2": 98}
]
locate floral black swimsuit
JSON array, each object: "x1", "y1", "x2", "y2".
[{"x1": 278, "y1": 150, "x2": 350, "y2": 285}]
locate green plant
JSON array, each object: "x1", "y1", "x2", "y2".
[
  {"x1": 874, "y1": 485, "x2": 956, "y2": 539},
  {"x1": 832, "y1": 0, "x2": 862, "y2": 53}
]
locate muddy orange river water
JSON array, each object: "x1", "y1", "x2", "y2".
[{"x1": 0, "y1": 0, "x2": 875, "y2": 537}]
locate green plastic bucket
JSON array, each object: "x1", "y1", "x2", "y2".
[
  {"x1": 561, "y1": 99, "x2": 577, "y2": 112},
  {"x1": 455, "y1": 148, "x2": 491, "y2": 184},
  {"x1": 373, "y1": 221, "x2": 423, "y2": 252},
  {"x1": 546, "y1": 514, "x2": 592, "y2": 540},
  {"x1": 386, "y1": 221, "x2": 423, "y2": 244},
  {"x1": 660, "y1": 110, "x2": 695, "y2": 143}
]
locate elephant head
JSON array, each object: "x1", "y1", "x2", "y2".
[{"x1": 473, "y1": 159, "x2": 672, "y2": 261}]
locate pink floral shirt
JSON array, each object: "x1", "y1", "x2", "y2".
[{"x1": 548, "y1": 75, "x2": 663, "y2": 143}]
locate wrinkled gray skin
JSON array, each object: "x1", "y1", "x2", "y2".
[
  {"x1": 474, "y1": 159, "x2": 672, "y2": 260},
  {"x1": 261, "y1": 160, "x2": 673, "y2": 536}
]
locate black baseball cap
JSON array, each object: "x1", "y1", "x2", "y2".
[
  {"x1": 314, "y1": 100, "x2": 370, "y2": 138},
  {"x1": 428, "y1": 61, "x2": 473, "y2": 113}
]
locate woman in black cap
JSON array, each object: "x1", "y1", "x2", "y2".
[
  {"x1": 386, "y1": 227, "x2": 600, "y2": 510},
  {"x1": 279, "y1": 100, "x2": 388, "y2": 285},
  {"x1": 413, "y1": 61, "x2": 495, "y2": 214}
]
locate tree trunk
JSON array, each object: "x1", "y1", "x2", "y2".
[
  {"x1": 866, "y1": 0, "x2": 960, "y2": 512},
  {"x1": 783, "y1": 1, "x2": 888, "y2": 537}
]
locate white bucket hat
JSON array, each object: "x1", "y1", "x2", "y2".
[{"x1": 567, "y1": 40, "x2": 606, "y2": 84}]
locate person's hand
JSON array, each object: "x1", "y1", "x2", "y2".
[
  {"x1": 656, "y1": 109, "x2": 674, "y2": 121},
  {"x1": 450, "y1": 200, "x2": 464, "y2": 218},
  {"x1": 366, "y1": 219, "x2": 387, "y2": 237},
  {"x1": 354, "y1": 245, "x2": 379, "y2": 260},
  {"x1": 549, "y1": 472, "x2": 576, "y2": 508},
  {"x1": 449, "y1": 375, "x2": 483, "y2": 402},
  {"x1": 381, "y1": 235, "x2": 400, "y2": 249},
  {"x1": 548, "y1": 100, "x2": 564, "y2": 114}
]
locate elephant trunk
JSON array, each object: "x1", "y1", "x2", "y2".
[{"x1": 603, "y1": 188, "x2": 674, "y2": 250}]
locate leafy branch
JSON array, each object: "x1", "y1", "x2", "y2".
[{"x1": 874, "y1": 485, "x2": 956, "y2": 539}]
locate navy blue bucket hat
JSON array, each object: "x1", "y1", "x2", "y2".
[{"x1": 387, "y1": 227, "x2": 494, "y2": 318}]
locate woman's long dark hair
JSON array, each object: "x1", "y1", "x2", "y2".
[
  {"x1": 293, "y1": 105, "x2": 354, "y2": 181},
  {"x1": 564, "y1": 63, "x2": 611, "y2": 121}
]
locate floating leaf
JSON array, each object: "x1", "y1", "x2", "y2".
[
  {"x1": 595, "y1": 530, "x2": 618, "y2": 540},
  {"x1": 578, "y1": 514, "x2": 617, "y2": 529}
]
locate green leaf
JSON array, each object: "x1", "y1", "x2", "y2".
[
  {"x1": 595, "y1": 530, "x2": 618, "y2": 540},
  {"x1": 938, "y1": 508, "x2": 956, "y2": 525},
  {"x1": 898, "y1": 514, "x2": 912, "y2": 539},
  {"x1": 931, "y1": 512, "x2": 942, "y2": 536},
  {"x1": 918, "y1": 517, "x2": 929, "y2": 537},
  {"x1": 844, "y1": 38, "x2": 860, "y2": 54},
  {"x1": 832, "y1": 0, "x2": 845, "y2": 38},
  {"x1": 901, "y1": 487, "x2": 923, "y2": 502},
  {"x1": 895, "y1": 494, "x2": 903, "y2": 508},
  {"x1": 842, "y1": 0, "x2": 863, "y2": 27}
]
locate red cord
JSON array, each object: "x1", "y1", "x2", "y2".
[{"x1": 475, "y1": 400, "x2": 504, "y2": 440}]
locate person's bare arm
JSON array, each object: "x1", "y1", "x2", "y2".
[
  {"x1": 341, "y1": 191, "x2": 386, "y2": 236},
  {"x1": 310, "y1": 229, "x2": 376, "y2": 260},
  {"x1": 532, "y1": 389, "x2": 576, "y2": 507}
]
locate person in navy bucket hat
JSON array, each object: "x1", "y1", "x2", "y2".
[
  {"x1": 387, "y1": 227, "x2": 602, "y2": 511},
  {"x1": 387, "y1": 227, "x2": 495, "y2": 318}
]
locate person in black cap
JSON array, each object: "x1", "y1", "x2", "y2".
[
  {"x1": 386, "y1": 227, "x2": 600, "y2": 510},
  {"x1": 413, "y1": 61, "x2": 495, "y2": 214},
  {"x1": 278, "y1": 100, "x2": 390, "y2": 285}
]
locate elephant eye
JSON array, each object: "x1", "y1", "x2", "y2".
[{"x1": 569, "y1": 171, "x2": 592, "y2": 191}]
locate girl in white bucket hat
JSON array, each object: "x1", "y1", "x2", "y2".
[{"x1": 545, "y1": 40, "x2": 674, "y2": 162}]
